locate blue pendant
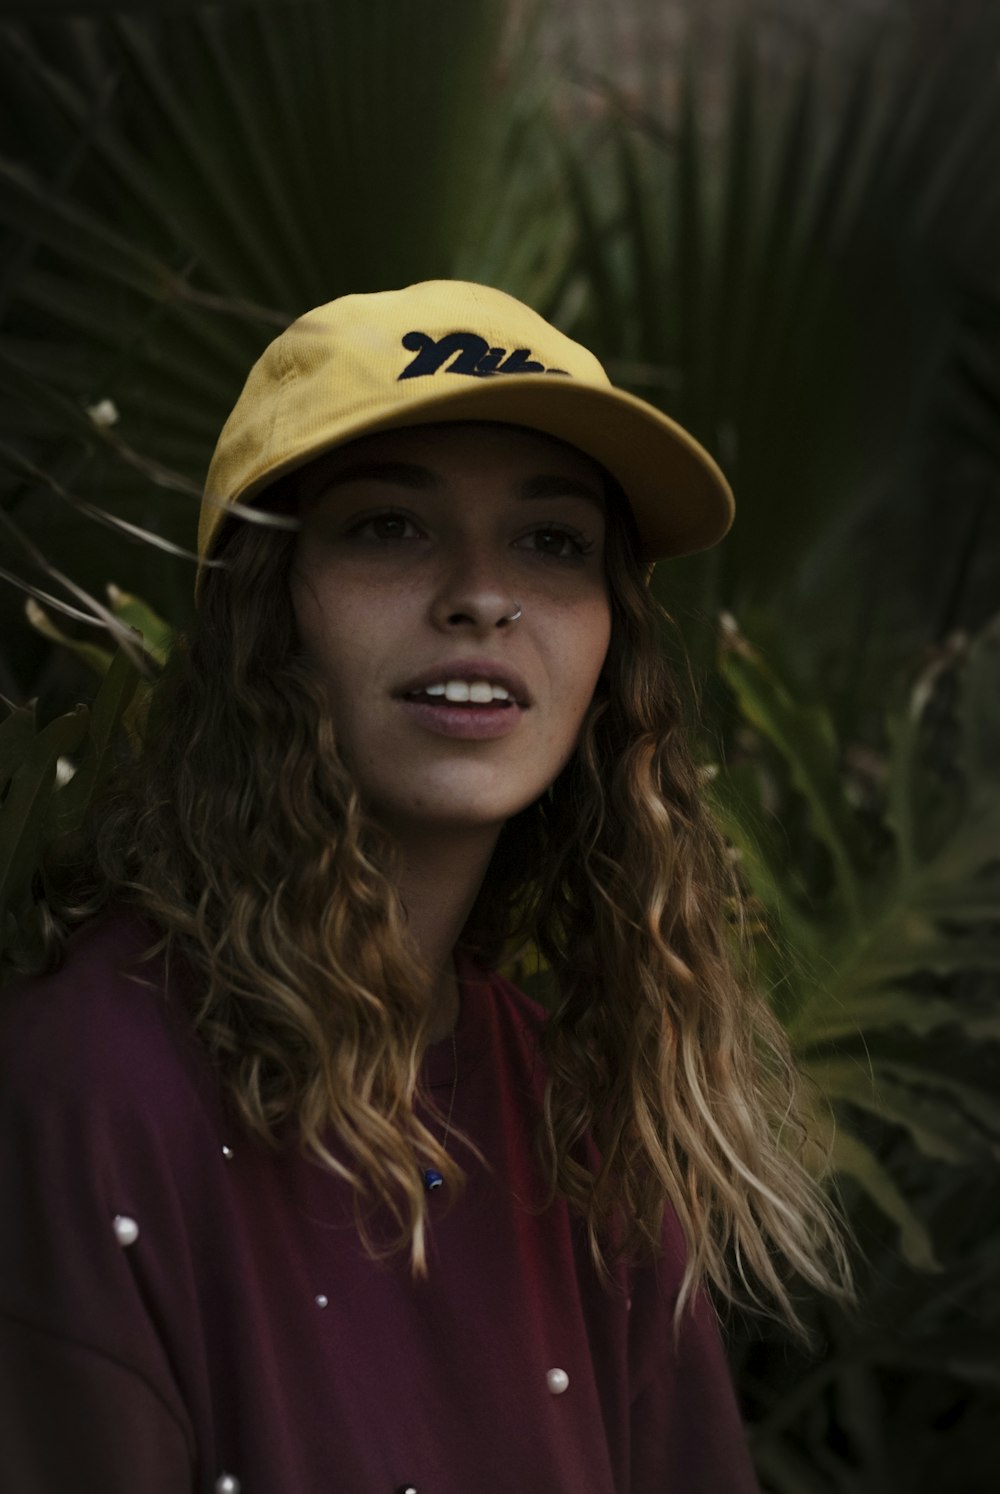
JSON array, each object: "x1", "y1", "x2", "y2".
[{"x1": 422, "y1": 1168, "x2": 444, "y2": 1192}]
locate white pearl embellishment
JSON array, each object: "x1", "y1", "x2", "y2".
[
  {"x1": 222, "y1": 1145, "x2": 234, "y2": 1160},
  {"x1": 215, "y1": 1476, "x2": 241, "y2": 1494},
  {"x1": 315, "y1": 1294, "x2": 329, "y2": 1308},
  {"x1": 547, "y1": 1367, "x2": 569, "y2": 1395},
  {"x1": 112, "y1": 1215, "x2": 139, "y2": 1247}
]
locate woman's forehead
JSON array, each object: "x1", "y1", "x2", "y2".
[{"x1": 295, "y1": 420, "x2": 609, "y2": 503}]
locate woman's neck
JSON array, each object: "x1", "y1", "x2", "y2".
[{"x1": 389, "y1": 826, "x2": 501, "y2": 1042}]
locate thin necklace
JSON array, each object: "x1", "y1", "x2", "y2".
[{"x1": 422, "y1": 1026, "x2": 458, "y2": 1193}]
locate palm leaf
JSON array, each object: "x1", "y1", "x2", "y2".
[
  {"x1": 828, "y1": 1129, "x2": 938, "y2": 1272},
  {"x1": 556, "y1": 6, "x2": 1000, "y2": 713}
]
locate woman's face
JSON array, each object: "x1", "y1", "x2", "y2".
[{"x1": 290, "y1": 422, "x2": 612, "y2": 844}]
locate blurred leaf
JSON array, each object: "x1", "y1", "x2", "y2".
[
  {"x1": 47, "y1": 643, "x2": 142, "y2": 837},
  {"x1": 798, "y1": 986, "x2": 1000, "y2": 1046},
  {"x1": 104, "y1": 585, "x2": 173, "y2": 665},
  {"x1": 718, "y1": 620, "x2": 865, "y2": 930},
  {"x1": 828, "y1": 1130, "x2": 938, "y2": 1272},
  {"x1": 0, "y1": 703, "x2": 89, "y2": 927},
  {"x1": 0, "y1": 638, "x2": 145, "y2": 973},
  {"x1": 0, "y1": 702, "x2": 37, "y2": 789},
  {"x1": 24, "y1": 597, "x2": 115, "y2": 676},
  {"x1": 807, "y1": 1057, "x2": 996, "y2": 1166}
]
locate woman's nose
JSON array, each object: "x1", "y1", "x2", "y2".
[{"x1": 428, "y1": 549, "x2": 522, "y2": 634}]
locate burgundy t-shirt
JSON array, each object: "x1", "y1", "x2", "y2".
[{"x1": 0, "y1": 908, "x2": 760, "y2": 1494}]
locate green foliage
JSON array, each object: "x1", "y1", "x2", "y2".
[
  {"x1": 0, "y1": 586, "x2": 169, "y2": 971},
  {"x1": 25, "y1": 586, "x2": 173, "y2": 673},
  {"x1": 0, "y1": 647, "x2": 141, "y2": 970},
  {"x1": 713, "y1": 612, "x2": 1000, "y2": 1273}
]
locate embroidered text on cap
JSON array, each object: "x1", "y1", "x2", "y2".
[{"x1": 398, "y1": 331, "x2": 569, "y2": 381}]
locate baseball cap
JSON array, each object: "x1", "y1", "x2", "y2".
[{"x1": 197, "y1": 280, "x2": 733, "y2": 588}]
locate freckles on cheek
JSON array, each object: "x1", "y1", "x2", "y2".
[{"x1": 577, "y1": 603, "x2": 613, "y2": 696}]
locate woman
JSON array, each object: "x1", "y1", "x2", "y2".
[{"x1": 0, "y1": 281, "x2": 850, "y2": 1492}]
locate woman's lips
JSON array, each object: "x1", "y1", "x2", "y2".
[{"x1": 398, "y1": 696, "x2": 524, "y2": 740}]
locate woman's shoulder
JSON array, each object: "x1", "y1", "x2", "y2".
[
  {"x1": 2, "y1": 903, "x2": 171, "y2": 1049},
  {"x1": 0, "y1": 905, "x2": 215, "y2": 1135}
]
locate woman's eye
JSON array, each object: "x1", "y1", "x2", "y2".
[
  {"x1": 348, "y1": 511, "x2": 418, "y2": 542},
  {"x1": 518, "y1": 526, "x2": 591, "y2": 560}
]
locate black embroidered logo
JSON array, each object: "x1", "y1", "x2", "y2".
[{"x1": 397, "y1": 330, "x2": 569, "y2": 381}]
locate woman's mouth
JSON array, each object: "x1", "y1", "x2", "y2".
[{"x1": 399, "y1": 679, "x2": 523, "y2": 739}]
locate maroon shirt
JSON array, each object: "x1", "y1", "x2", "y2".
[{"x1": 0, "y1": 908, "x2": 760, "y2": 1493}]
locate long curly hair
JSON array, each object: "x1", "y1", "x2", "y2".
[{"x1": 32, "y1": 463, "x2": 852, "y2": 1334}]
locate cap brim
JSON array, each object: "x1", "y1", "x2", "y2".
[{"x1": 217, "y1": 375, "x2": 732, "y2": 563}]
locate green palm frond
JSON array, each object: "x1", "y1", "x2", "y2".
[{"x1": 556, "y1": 8, "x2": 1000, "y2": 696}]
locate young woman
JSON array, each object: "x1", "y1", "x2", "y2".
[{"x1": 0, "y1": 281, "x2": 850, "y2": 1493}]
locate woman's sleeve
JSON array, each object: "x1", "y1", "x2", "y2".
[
  {"x1": 629, "y1": 1291, "x2": 761, "y2": 1493},
  {"x1": 0, "y1": 957, "x2": 199, "y2": 1494},
  {"x1": 0, "y1": 1314, "x2": 195, "y2": 1494},
  {"x1": 628, "y1": 1216, "x2": 762, "y2": 1494}
]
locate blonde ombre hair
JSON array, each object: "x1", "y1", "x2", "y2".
[{"x1": 33, "y1": 468, "x2": 852, "y2": 1336}]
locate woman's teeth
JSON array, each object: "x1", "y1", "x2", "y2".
[{"x1": 420, "y1": 681, "x2": 511, "y2": 703}]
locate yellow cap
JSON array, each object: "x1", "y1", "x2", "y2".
[{"x1": 198, "y1": 280, "x2": 733, "y2": 587}]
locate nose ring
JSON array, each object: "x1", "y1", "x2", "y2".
[{"x1": 502, "y1": 604, "x2": 523, "y2": 624}]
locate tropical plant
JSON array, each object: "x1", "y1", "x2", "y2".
[
  {"x1": 712, "y1": 610, "x2": 1000, "y2": 1266},
  {"x1": 710, "y1": 607, "x2": 1000, "y2": 1492},
  {"x1": 0, "y1": 644, "x2": 137, "y2": 965},
  {"x1": 0, "y1": 587, "x2": 168, "y2": 967}
]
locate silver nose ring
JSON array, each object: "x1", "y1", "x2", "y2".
[{"x1": 502, "y1": 604, "x2": 522, "y2": 624}]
